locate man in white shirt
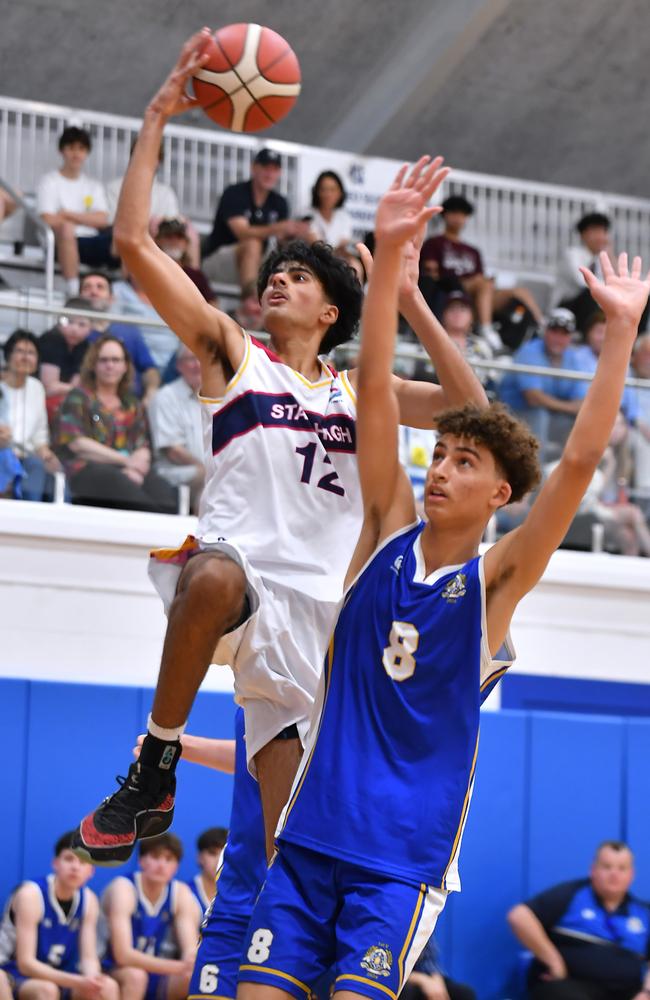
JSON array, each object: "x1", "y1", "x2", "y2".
[
  {"x1": 37, "y1": 126, "x2": 114, "y2": 295},
  {"x1": 148, "y1": 343, "x2": 204, "y2": 511}
]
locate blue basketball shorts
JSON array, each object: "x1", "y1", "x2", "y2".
[
  {"x1": 188, "y1": 898, "x2": 253, "y2": 1000},
  {"x1": 237, "y1": 841, "x2": 447, "y2": 1000}
]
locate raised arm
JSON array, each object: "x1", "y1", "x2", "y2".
[
  {"x1": 346, "y1": 158, "x2": 448, "y2": 585},
  {"x1": 484, "y1": 252, "x2": 650, "y2": 639},
  {"x1": 115, "y1": 29, "x2": 243, "y2": 368}
]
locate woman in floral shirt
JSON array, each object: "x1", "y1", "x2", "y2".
[{"x1": 56, "y1": 334, "x2": 176, "y2": 512}]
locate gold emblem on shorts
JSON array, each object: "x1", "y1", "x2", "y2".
[
  {"x1": 442, "y1": 572, "x2": 467, "y2": 603},
  {"x1": 360, "y1": 944, "x2": 393, "y2": 978}
]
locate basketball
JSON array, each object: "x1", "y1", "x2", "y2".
[{"x1": 192, "y1": 23, "x2": 301, "y2": 133}]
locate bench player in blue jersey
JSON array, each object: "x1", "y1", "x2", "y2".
[
  {"x1": 0, "y1": 832, "x2": 118, "y2": 1000},
  {"x1": 101, "y1": 834, "x2": 198, "y2": 1000},
  {"x1": 235, "y1": 160, "x2": 650, "y2": 1000},
  {"x1": 71, "y1": 30, "x2": 488, "y2": 869},
  {"x1": 186, "y1": 827, "x2": 229, "y2": 921}
]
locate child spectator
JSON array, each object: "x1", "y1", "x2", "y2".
[
  {"x1": 100, "y1": 833, "x2": 197, "y2": 1000},
  {"x1": 554, "y1": 212, "x2": 613, "y2": 330},
  {"x1": 0, "y1": 831, "x2": 118, "y2": 1000},
  {"x1": 36, "y1": 127, "x2": 114, "y2": 295},
  {"x1": 187, "y1": 827, "x2": 229, "y2": 917},
  {"x1": 80, "y1": 271, "x2": 160, "y2": 402},
  {"x1": 54, "y1": 335, "x2": 177, "y2": 513},
  {"x1": 2, "y1": 330, "x2": 61, "y2": 500}
]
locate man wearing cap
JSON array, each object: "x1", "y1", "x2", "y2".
[
  {"x1": 498, "y1": 308, "x2": 584, "y2": 456},
  {"x1": 201, "y1": 150, "x2": 309, "y2": 324}
]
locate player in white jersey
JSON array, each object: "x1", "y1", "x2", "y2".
[{"x1": 72, "y1": 30, "x2": 486, "y2": 866}]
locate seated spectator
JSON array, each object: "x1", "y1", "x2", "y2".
[
  {"x1": 420, "y1": 195, "x2": 543, "y2": 348},
  {"x1": 507, "y1": 840, "x2": 650, "y2": 1000},
  {"x1": 574, "y1": 311, "x2": 638, "y2": 423},
  {"x1": 113, "y1": 270, "x2": 179, "y2": 371},
  {"x1": 0, "y1": 189, "x2": 16, "y2": 226},
  {"x1": 55, "y1": 334, "x2": 177, "y2": 513},
  {"x1": 0, "y1": 382, "x2": 23, "y2": 498},
  {"x1": 101, "y1": 834, "x2": 197, "y2": 1000},
  {"x1": 440, "y1": 290, "x2": 494, "y2": 385},
  {"x1": 186, "y1": 826, "x2": 228, "y2": 916},
  {"x1": 202, "y1": 148, "x2": 308, "y2": 326},
  {"x1": 80, "y1": 270, "x2": 160, "y2": 402},
  {"x1": 305, "y1": 170, "x2": 354, "y2": 253},
  {"x1": 631, "y1": 334, "x2": 650, "y2": 517},
  {"x1": 106, "y1": 140, "x2": 201, "y2": 267},
  {"x1": 36, "y1": 126, "x2": 115, "y2": 295},
  {"x1": 0, "y1": 830, "x2": 118, "y2": 1000},
  {"x1": 2, "y1": 330, "x2": 61, "y2": 500},
  {"x1": 401, "y1": 935, "x2": 476, "y2": 1000},
  {"x1": 498, "y1": 308, "x2": 583, "y2": 457},
  {"x1": 38, "y1": 296, "x2": 94, "y2": 419},
  {"x1": 154, "y1": 218, "x2": 217, "y2": 305},
  {"x1": 554, "y1": 212, "x2": 612, "y2": 330},
  {"x1": 148, "y1": 344, "x2": 204, "y2": 512}
]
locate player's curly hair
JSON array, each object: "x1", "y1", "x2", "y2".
[
  {"x1": 257, "y1": 240, "x2": 362, "y2": 353},
  {"x1": 434, "y1": 402, "x2": 541, "y2": 504}
]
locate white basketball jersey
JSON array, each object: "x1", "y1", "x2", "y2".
[{"x1": 196, "y1": 332, "x2": 361, "y2": 600}]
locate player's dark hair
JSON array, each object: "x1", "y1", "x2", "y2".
[
  {"x1": 442, "y1": 195, "x2": 474, "y2": 216},
  {"x1": 3, "y1": 328, "x2": 39, "y2": 363},
  {"x1": 257, "y1": 240, "x2": 362, "y2": 353},
  {"x1": 433, "y1": 403, "x2": 541, "y2": 504},
  {"x1": 80, "y1": 271, "x2": 113, "y2": 294},
  {"x1": 311, "y1": 171, "x2": 346, "y2": 210},
  {"x1": 197, "y1": 827, "x2": 228, "y2": 852},
  {"x1": 59, "y1": 126, "x2": 92, "y2": 153},
  {"x1": 594, "y1": 839, "x2": 632, "y2": 859},
  {"x1": 54, "y1": 831, "x2": 77, "y2": 856},
  {"x1": 139, "y1": 832, "x2": 183, "y2": 861},
  {"x1": 577, "y1": 212, "x2": 610, "y2": 233}
]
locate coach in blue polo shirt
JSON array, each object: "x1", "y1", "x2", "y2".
[{"x1": 508, "y1": 841, "x2": 650, "y2": 1000}]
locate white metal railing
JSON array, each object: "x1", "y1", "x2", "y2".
[
  {"x1": 0, "y1": 177, "x2": 55, "y2": 302},
  {"x1": 3, "y1": 96, "x2": 650, "y2": 283}
]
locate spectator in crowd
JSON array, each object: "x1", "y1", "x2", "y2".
[
  {"x1": 148, "y1": 344, "x2": 204, "y2": 512},
  {"x1": 39, "y1": 296, "x2": 94, "y2": 419},
  {"x1": 79, "y1": 271, "x2": 160, "y2": 402},
  {"x1": 440, "y1": 290, "x2": 494, "y2": 385},
  {"x1": 508, "y1": 840, "x2": 650, "y2": 1000},
  {"x1": 402, "y1": 935, "x2": 476, "y2": 1000},
  {"x1": 1, "y1": 330, "x2": 61, "y2": 500},
  {"x1": 186, "y1": 827, "x2": 229, "y2": 916},
  {"x1": 631, "y1": 334, "x2": 650, "y2": 517},
  {"x1": 0, "y1": 189, "x2": 16, "y2": 226},
  {"x1": 554, "y1": 213, "x2": 612, "y2": 329},
  {"x1": 420, "y1": 195, "x2": 544, "y2": 348},
  {"x1": 0, "y1": 831, "x2": 118, "y2": 1000},
  {"x1": 305, "y1": 170, "x2": 354, "y2": 252},
  {"x1": 113, "y1": 269, "x2": 179, "y2": 371},
  {"x1": 201, "y1": 148, "x2": 308, "y2": 325},
  {"x1": 498, "y1": 308, "x2": 584, "y2": 457},
  {"x1": 0, "y1": 383, "x2": 23, "y2": 498},
  {"x1": 106, "y1": 140, "x2": 201, "y2": 267},
  {"x1": 36, "y1": 126, "x2": 114, "y2": 295},
  {"x1": 154, "y1": 218, "x2": 217, "y2": 305},
  {"x1": 54, "y1": 334, "x2": 177, "y2": 513},
  {"x1": 101, "y1": 833, "x2": 197, "y2": 1000},
  {"x1": 574, "y1": 311, "x2": 638, "y2": 424}
]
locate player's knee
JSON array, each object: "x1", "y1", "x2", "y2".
[
  {"x1": 118, "y1": 967, "x2": 148, "y2": 997},
  {"x1": 177, "y1": 554, "x2": 246, "y2": 621},
  {"x1": 99, "y1": 975, "x2": 120, "y2": 1000},
  {"x1": 25, "y1": 981, "x2": 60, "y2": 1000}
]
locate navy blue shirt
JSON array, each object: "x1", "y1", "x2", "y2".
[{"x1": 204, "y1": 180, "x2": 289, "y2": 256}]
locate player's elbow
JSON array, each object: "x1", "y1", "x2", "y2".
[{"x1": 562, "y1": 445, "x2": 602, "y2": 474}]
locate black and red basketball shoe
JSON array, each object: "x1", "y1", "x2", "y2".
[{"x1": 71, "y1": 760, "x2": 176, "y2": 866}]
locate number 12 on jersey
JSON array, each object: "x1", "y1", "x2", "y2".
[{"x1": 296, "y1": 443, "x2": 345, "y2": 496}]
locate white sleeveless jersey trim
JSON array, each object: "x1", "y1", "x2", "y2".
[{"x1": 195, "y1": 334, "x2": 362, "y2": 599}]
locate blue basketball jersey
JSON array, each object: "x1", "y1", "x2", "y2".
[
  {"x1": 0, "y1": 874, "x2": 87, "y2": 974},
  {"x1": 277, "y1": 521, "x2": 514, "y2": 892},
  {"x1": 103, "y1": 873, "x2": 179, "y2": 965},
  {"x1": 212, "y1": 708, "x2": 267, "y2": 914}
]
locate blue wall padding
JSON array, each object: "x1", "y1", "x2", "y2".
[{"x1": 1, "y1": 677, "x2": 649, "y2": 1000}]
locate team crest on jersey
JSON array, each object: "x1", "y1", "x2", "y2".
[
  {"x1": 442, "y1": 572, "x2": 467, "y2": 603},
  {"x1": 360, "y1": 944, "x2": 393, "y2": 977},
  {"x1": 329, "y1": 382, "x2": 343, "y2": 404},
  {"x1": 391, "y1": 555, "x2": 403, "y2": 576}
]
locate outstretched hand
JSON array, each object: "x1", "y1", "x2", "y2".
[
  {"x1": 374, "y1": 156, "x2": 450, "y2": 248},
  {"x1": 580, "y1": 251, "x2": 650, "y2": 327},
  {"x1": 148, "y1": 27, "x2": 212, "y2": 118}
]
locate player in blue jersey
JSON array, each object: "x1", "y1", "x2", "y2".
[
  {"x1": 101, "y1": 834, "x2": 197, "y2": 1000},
  {"x1": 0, "y1": 831, "x2": 118, "y2": 1000},
  {"x1": 235, "y1": 159, "x2": 650, "y2": 1000},
  {"x1": 186, "y1": 827, "x2": 228, "y2": 920}
]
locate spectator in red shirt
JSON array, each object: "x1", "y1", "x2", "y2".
[{"x1": 421, "y1": 195, "x2": 543, "y2": 349}]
